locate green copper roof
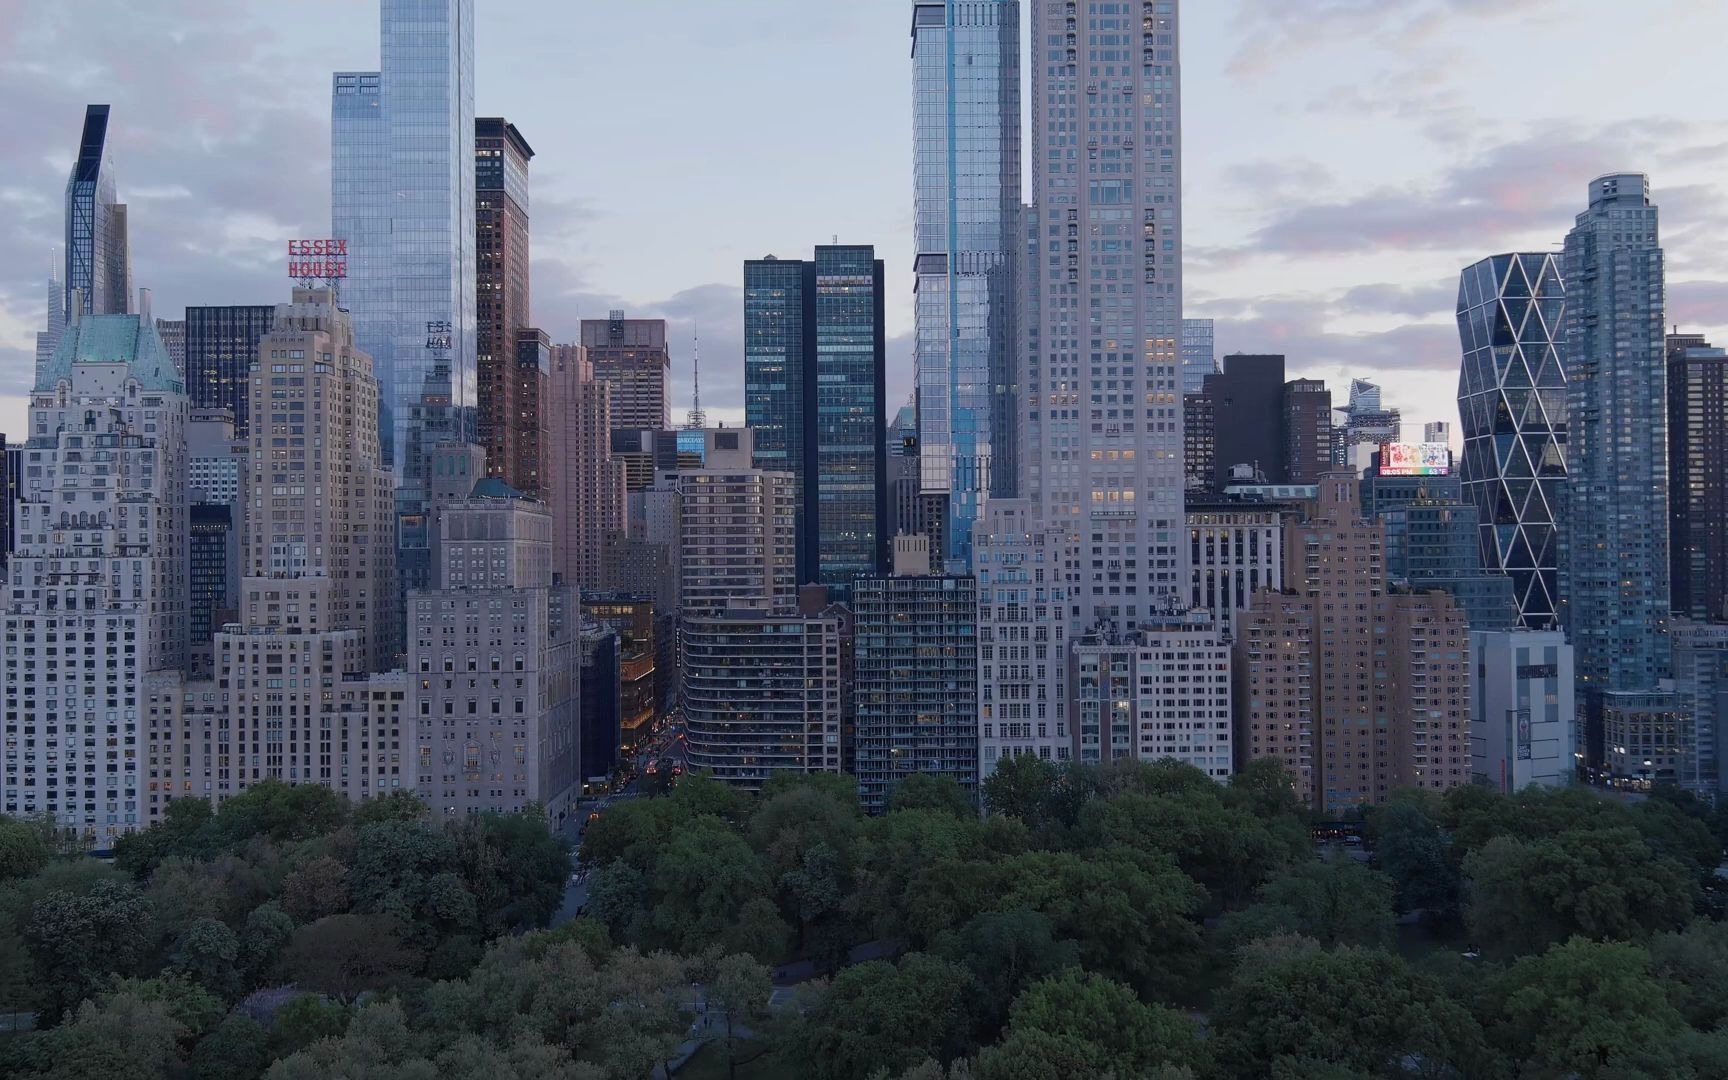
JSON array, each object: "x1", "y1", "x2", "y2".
[
  {"x1": 470, "y1": 476, "x2": 526, "y2": 500},
  {"x1": 40, "y1": 314, "x2": 183, "y2": 394}
]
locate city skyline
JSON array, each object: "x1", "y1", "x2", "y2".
[{"x1": 2, "y1": 1, "x2": 1726, "y2": 443}]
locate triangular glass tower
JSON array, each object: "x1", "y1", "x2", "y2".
[{"x1": 1455, "y1": 252, "x2": 1565, "y2": 630}]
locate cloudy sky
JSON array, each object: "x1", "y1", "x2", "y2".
[{"x1": 1, "y1": 0, "x2": 1725, "y2": 442}]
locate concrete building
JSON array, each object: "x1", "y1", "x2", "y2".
[
  {"x1": 584, "y1": 594, "x2": 657, "y2": 752},
  {"x1": 1560, "y1": 175, "x2": 1671, "y2": 762},
  {"x1": 410, "y1": 485, "x2": 578, "y2": 824},
  {"x1": 154, "y1": 318, "x2": 185, "y2": 376},
  {"x1": 580, "y1": 313, "x2": 671, "y2": 492},
  {"x1": 1667, "y1": 333, "x2": 1728, "y2": 623},
  {"x1": 1233, "y1": 475, "x2": 1472, "y2": 811},
  {"x1": 512, "y1": 329, "x2": 550, "y2": 499},
  {"x1": 852, "y1": 535, "x2": 979, "y2": 814},
  {"x1": 185, "y1": 306, "x2": 275, "y2": 438},
  {"x1": 1182, "y1": 389, "x2": 1214, "y2": 491},
  {"x1": 546, "y1": 343, "x2": 625, "y2": 592},
  {"x1": 1185, "y1": 495, "x2": 1287, "y2": 633},
  {"x1": 475, "y1": 118, "x2": 535, "y2": 494},
  {"x1": 1670, "y1": 620, "x2": 1728, "y2": 793},
  {"x1": 0, "y1": 440, "x2": 18, "y2": 577},
  {"x1": 3, "y1": 310, "x2": 187, "y2": 843},
  {"x1": 681, "y1": 609, "x2": 844, "y2": 789},
  {"x1": 674, "y1": 428, "x2": 798, "y2": 619},
  {"x1": 1602, "y1": 690, "x2": 1692, "y2": 790},
  {"x1": 187, "y1": 408, "x2": 244, "y2": 507},
  {"x1": 1071, "y1": 612, "x2": 1233, "y2": 777},
  {"x1": 1456, "y1": 252, "x2": 1567, "y2": 631},
  {"x1": 976, "y1": 500, "x2": 1076, "y2": 773},
  {"x1": 1470, "y1": 630, "x2": 1575, "y2": 793},
  {"x1": 1283, "y1": 379, "x2": 1333, "y2": 485},
  {"x1": 1425, "y1": 422, "x2": 1451, "y2": 445},
  {"x1": 1201, "y1": 354, "x2": 1286, "y2": 488}
]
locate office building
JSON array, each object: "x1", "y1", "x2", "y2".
[
  {"x1": 580, "y1": 313, "x2": 671, "y2": 491},
  {"x1": 513, "y1": 329, "x2": 550, "y2": 498},
  {"x1": 3, "y1": 312, "x2": 187, "y2": 841},
  {"x1": 185, "y1": 306, "x2": 276, "y2": 437},
  {"x1": 744, "y1": 247, "x2": 889, "y2": 592},
  {"x1": 1424, "y1": 421, "x2": 1451, "y2": 446},
  {"x1": 475, "y1": 119, "x2": 537, "y2": 493},
  {"x1": 186, "y1": 409, "x2": 243, "y2": 507},
  {"x1": 1283, "y1": 379, "x2": 1333, "y2": 484},
  {"x1": 1185, "y1": 495, "x2": 1287, "y2": 633},
  {"x1": 976, "y1": 500, "x2": 1076, "y2": 772},
  {"x1": 887, "y1": 404, "x2": 927, "y2": 544},
  {"x1": 1667, "y1": 333, "x2": 1728, "y2": 623},
  {"x1": 912, "y1": 0, "x2": 1022, "y2": 572},
  {"x1": 1666, "y1": 621, "x2": 1728, "y2": 793},
  {"x1": 63, "y1": 105, "x2": 132, "y2": 324},
  {"x1": 410, "y1": 485, "x2": 578, "y2": 823},
  {"x1": 1560, "y1": 175, "x2": 1671, "y2": 755},
  {"x1": 675, "y1": 428, "x2": 798, "y2": 619},
  {"x1": 546, "y1": 343, "x2": 625, "y2": 592},
  {"x1": 1470, "y1": 630, "x2": 1575, "y2": 793},
  {"x1": 0, "y1": 441, "x2": 18, "y2": 576},
  {"x1": 188, "y1": 502, "x2": 237, "y2": 675},
  {"x1": 1456, "y1": 252, "x2": 1567, "y2": 631},
  {"x1": 1233, "y1": 475, "x2": 1472, "y2": 811},
  {"x1": 154, "y1": 318, "x2": 185, "y2": 376},
  {"x1": 332, "y1": 0, "x2": 477, "y2": 604},
  {"x1": 1180, "y1": 318, "x2": 1216, "y2": 395},
  {"x1": 578, "y1": 622, "x2": 621, "y2": 789},
  {"x1": 1023, "y1": 0, "x2": 1185, "y2": 634},
  {"x1": 681, "y1": 609, "x2": 844, "y2": 790},
  {"x1": 1602, "y1": 690, "x2": 1691, "y2": 789},
  {"x1": 1071, "y1": 612, "x2": 1233, "y2": 776},
  {"x1": 852, "y1": 535, "x2": 979, "y2": 814},
  {"x1": 1202, "y1": 354, "x2": 1285, "y2": 487},
  {"x1": 1363, "y1": 468, "x2": 1516, "y2": 632},
  {"x1": 1182, "y1": 390, "x2": 1214, "y2": 491},
  {"x1": 35, "y1": 266, "x2": 66, "y2": 383},
  {"x1": 1334, "y1": 379, "x2": 1401, "y2": 473},
  {"x1": 584, "y1": 594, "x2": 658, "y2": 752}
]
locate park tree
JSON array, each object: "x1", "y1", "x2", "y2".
[
  {"x1": 281, "y1": 914, "x2": 420, "y2": 1004},
  {"x1": 787, "y1": 953, "x2": 974, "y2": 1080},
  {"x1": 9, "y1": 990, "x2": 187, "y2": 1080},
  {"x1": 705, "y1": 952, "x2": 774, "y2": 1080},
  {"x1": 27, "y1": 878, "x2": 153, "y2": 1021},
  {"x1": 891, "y1": 775, "x2": 977, "y2": 820},
  {"x1": 1218, "y1": 858, "x2": 1397, "y2": 951},
  {"x1": 0, "y1": 816, "x2": 52, "y2": 881},
  {"x1": 1365, "y1": 799, "x2": 1459, "y2": 916},
  {"x1": 934, "y1": 908, "x2": 1079, "y2": 1041},
  {"x1": 279, "y1": 855, "x2": 350, "y2": 924},
  {"x1": 970, "y1": 970, "x2": 1207, "y2": 1080},
  {"x1": 190, "y1": 1015, "x2": 272, "y2": 1080}
]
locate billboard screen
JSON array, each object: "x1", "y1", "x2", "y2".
[{"x1": 1380, "y1": 442, "x2": 1451, "y2": 476}]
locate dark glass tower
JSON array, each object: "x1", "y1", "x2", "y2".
[
  {"x1": 185, "y1": 306, "x2": 276, "y2": 438},
  {"x1": 1667, "y1": 332, "x2": 1728, "y2": 622},
  {"x1": 744, "y1": 246, "x2": 888, "y2": 593},
  {"x1": 64, "y1": 104, "x2": 132, "y2": 322}
]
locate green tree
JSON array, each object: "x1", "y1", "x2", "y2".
[
  {"x1": 980, "y1": 755, "x2": 1060, "y2": 827},
  {"x1": 269, "y1": 993, "x2": 351, "y2": 1058},
  {"x1": 190, "y1": 1015, "x2": 272, "y2": 1080},
  {"x1": 110, "y1": 974, "x2": 227, "y2": 1043},
  {"x1": 239, "y1": 903, "x2": 295, "y2": 985},
  {"x1": 280, "y1": 914, "x2": 420, "y2": 1004},
  {"x1": 352, "y1": 790, "x2": 427, "y2": 826},
  {"x1": 706, "y1": 952, "x2": 773, "y2": 1080},
  {"x1": 646, "y1": 819, "x2": 773, "y2": 953},
  {"x1": 279, "y1": 855, "x2": 350, "y2": 924},
  {"x1": 170, "y1": 917, "x2": 243, "y2": 999},
  {"x1": 27, "y1": 878, "x2": 153, "y2": 1021},
  {"x1": 1494, "y1": 938, "x2": 1690, "y2": 1079},
  {"x1": 9, "y1": 991, "x2": 187, "y2": 1080},
  {"x1": 1227, "y1": 758, "x2": 1309, "y2": 821},
  {"x1": 113, "y1": 797, "x2": 218, "y2": 878},
  {"x1": 1650, "y1": 919, "x2": 1728, "y2": 1030},
  {"x1": 0, "y1": 816, "x2": 51, "y2": 881},
  {"x1": 1073, "y1": 791, "x2": 1306, "y2": 908},
  {"x1": 450, "y1": 810, "x2": 571, "y2": 934},
  {"x1": 787, "y1": 953, "x2": 973, "y2": 1080},
  {"x1": 934, "y1": 908, "x2": 1079, "y2": 1040},
  {"x1": 210, "y1": 780, "x2": 350, "y2": 850},
  {"x1": 1217, "y1": 858, "x2": 1396, "y2": 951},
  {"x1": 722, "y1": 896, "x2": 794, "y2": 964},
  {"x1": 1463, "y1": 828, "x2": 1697, "y2": 955},
  {"x1": 1365, "y1": 799, "x2": 1459, "y2": 915},
  {"x1": 971, "y1": 970, "x2": 1206, "y2": 1080},
  {"x1": 585, "y1": 860, "x2": 647, "y2": 941},
  {"x1": 1210, "y1": 937, "x2": 1495, "y2": 1080},
  {"x1": 891, "y1": 775, "x2": 977, "y2": 819}
]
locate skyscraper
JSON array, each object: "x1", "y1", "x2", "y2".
[
  {"x1": 1560, "y1": 175, "x2": 1670, "y2": 747},
  {"x1": 63, "y1": 105, "x2": 132, "y2": 323},
  {"x1": 581, "y1": 313, "x2": 672, "y2": 492},
  {"x1": 475, "y1": 118, "x2": 536, "y2": 492},
  {"x1": 1200, "y1": 354, "x2": 1285, "y2": 486},
  {"x1": 1026, "y1": 0, "x2": 1185, "y2": 633},
  {"x1": 1334, "y1": 378, "x2": 1401, "y2": 473},
  {"x1": 853, "y1": 536, "x2": 979, "y2": 813},
  {"x1": 546, "y1": 343, "x2": 626, "y2": 593},
  {"x1": 3, "y1": 312, "x2": 187, "y2": 842},
  {"x1": 332, "y1": 0, "x2": 477, "y2": 591},
  {"x1": 35, "y1": 263, "x2": 65, "y2": 381},
  {"x1": 911, "y1": 0, "x2": 1022, "y2": 572},
  {"x1": 1456, "y1": 253, "x2": 1567, "y2": 632},
  {"x1": 1666, "y1": 332, "x2": 1728, "y2": 623},
  {"x1": 674, "y1": 428, "x2": 798, "y2": 619},
  {"x1": 184, "y1": 306, "x2": 276, "y2": 438},
  {"x1": 743, "y1": 247, "x2": 889, "y2": 591},
  {"x1": 1180, "y1": 318, "x2": 1216, "y2": 395},
  {"x1": 1283, "y1": 379, "x2": 1333, "y2": 484}
]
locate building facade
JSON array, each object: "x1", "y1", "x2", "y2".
[
  {"x1": 912, "y1": 0, "x2": 1022, "y2": 573},
  {"x1": 1470, "y1": 630, "x2": 1575, "y2": 793},
  {"x1": 675, "y1": 428, "x2": 798, "y2": 619},
  {"x1": 1602, "y1": 690, "x2": 1691, "y2": 789},
  {"x1": 546, "y1": 343, "x2": 625, "y2": 592},
  {"x1": 1456, "y1": 252, "x2": 1566, "y2": 631},
  {"x1": 976, "y1": 500, "x2": 1075, "y2": 773},
  {"x1": 1202, "y1": 354, "x2": 1285, "y2": 488},
  {"x1": 185, "y1": 306, "x2": 276, "y2": 438},
  {"x1": 578, "y1": 623, "x2": 621, "y2": 789},
  {"x1": 1024, "y1": 0, "x2": 1185, "y2": 635},
  {"x1": 580, "y1": 313, "x2": 671, "y2": 492},
  {"x1": 1283, "y1": 379, "x2": 1333, "y2": 485},
  {"x1": 1667, "y1": 333, "x2": 1728, "y2": 623},
  {"x1": 584, "y1": 594, "x2": 657, "y2": 752},
  {"x1": 63, "y1": 104, "x2": 132, "y2": 324},
  {"x1": 1670, "y1": 620, "x2": 1728, "y2": 794},
  {"x1": 3, "y1": 313, "x2": 187, "y2": 843},
  {"x1": 681, "y1": 610, "x2": 843, "y2": 789},
  {"x1": 1334, "y1": 379, "x2": 1401, "y2": 473},
  {"x1": 852, "y1": 536, "x2": 979, "y2": 813},
  {"x1": 1071, "y1": 614, "x2": 1233, "y2": 777},
  {"x1": 1559, "y1": 175, "x2": 1670, "y2": 752},
  {"x1": 1180, "y1": 318, "x2": 1215, "y2": 395},
  {"x1": 188, "y1": 502, "x2": 236, "y2": 674},
  {"x1": 475, "y1": 118, "x2": 535, "y2": 493},
  {"x1": 1364, "y1": 469, "x2": 1516, "y2": 632},
  {"x1": 1233, "y1": 475, "x2": 1472, "y2": 811},
  {"x1": 1185, "y1": 496, "x2": 1286, "y2": 633},
  {"x1": 409, "y1": 489, "x2": 578, "y2": 823}
]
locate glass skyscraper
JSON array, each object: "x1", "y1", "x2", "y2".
[
  {"x1": 911, "y1": 0, "x2": 1021, "y2": 572},
  {"x1": 742, "y1": 246, "x2": 888, "y2": 593},
  {"x1": 56, "y1": 104, "x2": 132, "y2": 368},
  {"x1": 1026, "y1": 0, "x2": 1186, "y2": 634},
  {"x1": 1559, "y1": 174, "x2": 1670, "y2": 754},
  {"x1": 1180, "y1": 317, "x2": 1215, "y2": 394},
  {"x1": 332, "y1": 0, "x2": 477, "y2": 593},
  {"x1": 1455, "y1": 253, "x2": 1566, "y2": 631}
]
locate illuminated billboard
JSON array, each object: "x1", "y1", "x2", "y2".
[
  {"x1": 1380, "y1": 442, "x2": 1451, "y2": 476},
  {"x1": 287, "y1": 239, "x2": 348, "y2": 279}
]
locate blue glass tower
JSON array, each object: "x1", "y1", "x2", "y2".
[
  {"x1": 1559, "y1": 174, "x2": 1670, "y2": 757},
  {"x1": 63, "y1": 104, "x2": 132, "y2": 323},
  {"x1": 743, "y1": 246, "x2": 888, "y2": 593},
  {"x1": 332, "y1": 0, "x2": 477, "y2": 603},
  {"x1": 911, "y1": 0, "x2": 1021, "y2": 572}
]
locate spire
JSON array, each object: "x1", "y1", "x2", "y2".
[{"x1": 685, "y1": 323, "x2": 706, "y2": 430}]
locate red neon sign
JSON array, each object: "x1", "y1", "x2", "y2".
[{"x1": 287, "y1": 239, "x2": 348, "y2": 279}]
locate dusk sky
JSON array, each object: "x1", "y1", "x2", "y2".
[{"x1": 2, "y1": 0, "x2": 1725, "y2": 441}]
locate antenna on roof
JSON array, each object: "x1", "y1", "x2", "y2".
[{"x1": 685, "y1": 323, "x2": 706, "y2": 430}]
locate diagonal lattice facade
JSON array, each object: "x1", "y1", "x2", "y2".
[{"x1": 1456, "y1": 253, "x2": 1566, "y2": 631}]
